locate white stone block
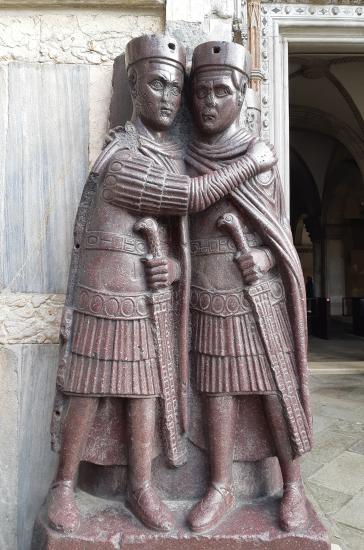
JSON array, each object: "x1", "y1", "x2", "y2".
[
  {"x1": 18, "y1": 344, "x2": 59, "y2": 549},
  {"x1": 0, "y1": 347, "x2": 18, "y2": 550},
  {"x1": 40, "y1": 11, "x2": 163, "y2": 65},
  {"x1": 0, "y1": 14, "x2": 40, "y2": 62},
  {"x1": 166, "y1": 0, "x2": 234, "y2": 24},
  {"x1": 3, "y1": 63, "x2": 89, "y2": 293},
  {"x1": 205, "y1": 15, "x2": 233, "y2": 42},
  {"x1": 0, "y1": 293, "x2": 64, "y2": 344},
  {"x1": 0, "y1": 65, "x2": 8, "y2": 291},
  {"x1": 0, "y1": 344, "x2": 59, "y2": 549}
]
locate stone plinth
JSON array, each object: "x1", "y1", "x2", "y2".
[{"x1": 32, "y1": 490, "x2": 330, "y2": 550}]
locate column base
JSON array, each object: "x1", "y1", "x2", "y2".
[{"x1": 32, "y1": 490, "x2": 331, "y2": 549}]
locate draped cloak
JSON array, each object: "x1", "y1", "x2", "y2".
[
  {"x1": 51, "y1": 123, "x2": 190, "y2": 466},
  {"x1": 185, "y1": 129, "x2": 313, "y2": 459}
]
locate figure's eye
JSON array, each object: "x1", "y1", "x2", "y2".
[
  {"x1": 196, "y1": 87, "x2": 208, "y2": 99},
  {"x1": 215, "y1": 86, "x2": 231, "y2": 97},
  {"x1": 170, "y1": 85, "x2": 181, "y2": 96},
  {"x1": 149, "y1": 79, "x2": 164, "y2": 91}
]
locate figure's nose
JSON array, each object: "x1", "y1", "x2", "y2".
[
  {"x1": 162, "y1": 87, "x2": 172, "y2": 102},
  {"x1": 205, "y1": 91, "x2": 216, "y2": 107}
]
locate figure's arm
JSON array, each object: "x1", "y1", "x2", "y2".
[{"x1": 101, "y1": 141, "x2": 276, "y2": 216}]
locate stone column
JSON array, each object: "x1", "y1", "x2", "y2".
[
  {"x1": 324, "y1": 225, "x2": 346, "y2": 316},
  {"x1": 245, "y1": 0, "x2": 263, "y2": 134}
]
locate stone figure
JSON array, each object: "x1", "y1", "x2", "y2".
[
  {"x1": 47, "y1": 34, "x2": 276, "y2": 536},
  {"x1": 184, "y1": 41, "x2": 313, "y2": 533}
]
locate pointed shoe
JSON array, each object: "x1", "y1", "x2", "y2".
[
  {"x1": 127, "y1": 482, "x2": 175, "y2": 532},
  {"x1": 187, "y1": 483, "x2": 236, "y2": 533},
  {"x1": 48, "y1": 480, "x2": 80, "y2": 534}
]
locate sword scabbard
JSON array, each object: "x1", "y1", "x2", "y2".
[
  {"x1": 217, "y1": 213, "x2": 310, "y2": 456},
  {"x1": 134, "y1": 217, "x2": 186, "y2": 467}
]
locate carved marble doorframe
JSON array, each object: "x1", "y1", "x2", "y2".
[{"x1": 259, "y1": 3, "x2": 364, "y2": 203}]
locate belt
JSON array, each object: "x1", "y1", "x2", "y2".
[
  {"x1": 190, "y1": 277, "x2": 284, "y2": 317},
  {"x1": 74, "y1": 285, "x2": 171, "y2": 320},
  {"x1": 83, "y1": 231, "x2": 169, "y2": 256},
  {"x1": 191, "y1": 234, "x2": 262, "y2": 256}
]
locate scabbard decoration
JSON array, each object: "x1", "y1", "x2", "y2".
[
  {"x1": 134, "y1": 217, "x2": 187, "y2": 468},
  {"x1": 218, "y1": 213, "x2": 311, "y2": 456}
]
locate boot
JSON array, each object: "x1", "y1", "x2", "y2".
[
  {"x1": 187, "y1": 483, "x2": 235, "y2": 533},
  {"x1": 48, "y1": 480, "x2": 80, "y2": 533},
  {"x1": 280, "y1": 479, "x2": 308, "y2": 532},
  {"x1": 127, "y1": 398, "x2": 175, "y2": 532},
  {"x1": 126, "y1": 481, "x2": 174, "y2": 532}
]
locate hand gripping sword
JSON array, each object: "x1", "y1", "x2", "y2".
[
  {"x1": 217, "y1": 213, "x2": 311, "y2": 456},
  {"x1": 134, "y1": 217, "x2": 187, "y2": 468}
]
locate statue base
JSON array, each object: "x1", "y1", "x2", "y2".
[{"x1": 32, "y1": 490, "x2": 330, "y2": 550}]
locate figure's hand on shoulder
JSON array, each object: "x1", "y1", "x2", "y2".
[{"x1": 247, "y1": 139, "x2": 277, "y2": 174}]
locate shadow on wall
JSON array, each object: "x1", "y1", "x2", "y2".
[{"x1": 109, "y1": 54, "x2": 133, "y2": 128}]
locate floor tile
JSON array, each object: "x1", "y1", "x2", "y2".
[
  {"x1": 335, "y1": 522, "x2": 364, "y2": 550},
  {"x1": 314, "y1": 414, "x2": 335, "y2": 434},
  {"x1": 328, "y1": 420, "x2": 364, "y2": 437},
  {"x1": 310, "y1": 452, "x2": 364, "y2": 496},
  {"x1": 349, "y1": 440, "x2": 364, "y2": 455},
  {"x1": 301, "y1": 456, "x2": 324, "y2": 478},
  {"x1": 334, "y1": 492, "x2": 364, "y2": 531},
  {"x1": 314, "y1": 399, "x2": 364, "y2": 424},
  {"x1": 309, "y1": 430, "x2": 358, "y2": 465},
  {"x1": 306, "y1": 482, "x2": 351, "y2": 516}
]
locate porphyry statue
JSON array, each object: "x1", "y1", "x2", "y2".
[
  {"x1": 47, "y1": 34, "x2": 276, "y2": 535},
  {"x1": 185, "y1": 41, "x2": 312, "y2": 533}
]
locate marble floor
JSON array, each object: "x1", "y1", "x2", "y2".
[
  {"x1": 303, "y1": 372, "x2": 364, "y2": 550},
  {"x1": 308, "y1": 317, "x2": 364, "y2": 372}
]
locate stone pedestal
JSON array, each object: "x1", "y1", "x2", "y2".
[{"x1": 32, "y1": 490, "x2": 330, "y2": 550}]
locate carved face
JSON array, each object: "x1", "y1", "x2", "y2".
[
  {"x1": 129, "y1": 59, "x2": 184, "y2": 131},
  {"x1": 192, "y1": 69, "x2": 245, "y2": 135}
]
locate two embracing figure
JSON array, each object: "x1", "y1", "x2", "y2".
[{"x1": 47, "y1": 34, "x2": 312, "y2": 536}]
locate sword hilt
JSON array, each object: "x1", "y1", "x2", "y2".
[
  {"x1": 134, "y1": 217, "x2": 163, "y2": 259},
  {"x1": 217, "y1": 213, "x2": 250, "y2": 256}
]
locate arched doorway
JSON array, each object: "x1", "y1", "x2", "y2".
[{"x1": 289, "y1": 55, "x2": 364, "y2": 367}]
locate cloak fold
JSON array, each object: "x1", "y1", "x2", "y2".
[
  {"x1": 51, "y1": 123, "x2": 189, "y2": 465},
  {"x1": 185, "y1": 130, "x2": 312, "y2": 458}
]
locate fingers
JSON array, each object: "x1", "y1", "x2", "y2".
[
  {"x1": 147, "y1": 265, "x2": 168, "y2": 276},
  {"x1": 146, "y1": 270, "x2": 169, "y2": 288},
  {"x1": 143, "y1": 257, "x2": 169, "y2": 289},
  {"x1": 243, "y1": 270, "x2": 260, "y2": 284},
  {"x1": 143, "y1": 258, "x2": 168, "y2": 269},
  {"x1": 147, "y1": 277, "x2": 168, "y2": 289},
  {"x1": 236, "y1": 252, "x2": 255, "y2": 269},
  {"x1": 239, "y1": 264, "x2": 260, "y2": 283},
  {"x1": 235, "y1": 252, "x2": 261, "y2": 283}
]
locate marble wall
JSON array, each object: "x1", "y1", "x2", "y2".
[{"x1": 0, "y1": 5, "x2": 163, "y2": 549}]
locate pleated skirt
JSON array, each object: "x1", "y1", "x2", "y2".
[
  {"x1": 62, "y1": 311, "x2": 161, "y2": 396},
  {"x1": 191, "y1": 300, "x2": 297, "y2": 395}
]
